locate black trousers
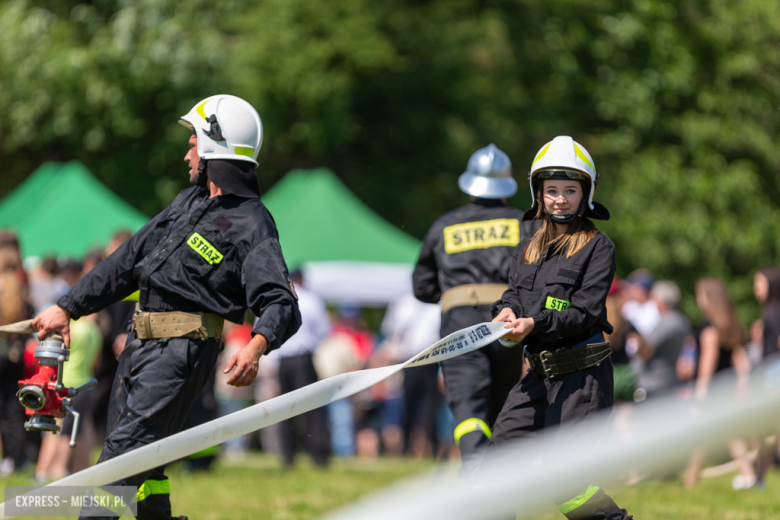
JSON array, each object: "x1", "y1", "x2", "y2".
[
  {"x1": 440, "y1": 306, "x2": 524, "y2": 476},
  {"x1": 278, "y1": 354, "x2": 329, "y2": 466},
  {"x1": 403, "y1": 363, "x2": 439, "y2": 454},
  {"x1": 81, "y1": 334, "x2": 221, "y2": 520},
  {"x1": 485, "y1": 356, "x2": 630, "y2": 520}
]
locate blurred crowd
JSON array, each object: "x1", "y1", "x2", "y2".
[
  {"x1": 607, "y1": 268, "x2": 780, "y2": 490},
  {"x1": 1, "y1": 228, "x2": 778, "y2": 489}
]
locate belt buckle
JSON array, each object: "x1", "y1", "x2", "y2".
[
  {"x1": 538, "y1": 350, "x2": 555, "y2": 379},
  {"x1": 523, "y1": 345, "x2": 536, "y2": 374}
]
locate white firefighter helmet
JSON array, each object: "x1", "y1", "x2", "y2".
[
  {"x1": 179, "y1": 95, "x2": 263, "y2": 166},
  {"x1": 526, "y1": 136, "x2": 609, "y2": 221},
  {"x1": 458, "y1": 144, "x2": 517, "y2": 199}
]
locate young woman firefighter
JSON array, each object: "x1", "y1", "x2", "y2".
[{"x1": 484, "y1": 136, "x2": 632, "y2": 520}]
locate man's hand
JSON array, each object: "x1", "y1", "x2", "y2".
[
  {"x1": 224, "y1": 334, "x2": 268, "y2": 387},
  {"x1": 32, "y1": 305, "x2": 72, "y2": 347}
]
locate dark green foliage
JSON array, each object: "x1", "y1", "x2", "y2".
[{"x1": 2, "y1": 0, "x2": 778, "y2": 321}]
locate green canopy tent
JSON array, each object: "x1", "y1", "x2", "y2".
[
  {"x1": 0, "y1": 161, "x2": 149, "y2": 259},
  {"x1": 263, "y1": 168, "x2": 421, "y2": 305}
]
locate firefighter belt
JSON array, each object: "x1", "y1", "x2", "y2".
[
  {"x1": 132, "y1": 305, "x2": 224, "y2": 341},
  {"x1": 441, "y1": 284, "x2": 506, "y2": 313},
  {"x1": 524, "y1": 342, "x2": 612, "y2": 379}
]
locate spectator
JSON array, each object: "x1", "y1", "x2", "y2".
[
  {"x1": 267, "y1": 272, "x2": 331, "y2": 467},
  {"x1": 753, "y1": 267, "x2": 780, "y2": 361},
  {"x1": 635, "y1": 281, "x2": 693, "y2": 398},
  {"x1": 693, "y1": 278, "x2": 749, "y2": 399},
  {"x1": 354, "y1": 344, "x2": 405, "y2": 459},
  {"x1": 381, "y1": 293, "x2": 441, "y2": 456},
  {"x1": 86, "y1": 230, "x2": 135, "y2": 444},
  {"x1": 28, "y1": 256, "x2": 68, "y2": 313},
  {"x1": 751, "y1": 266, "x2": 780, "y2": 486},
  {"x1": 604, "y1": 279, "x2": 640, "y2": 402},
  {"x1": 0, "y1": 239, "x2": 36, "y2": 475},
  {"x1": 621, "y1": 269, "x2": 660, "y2": 337},
  {"x1": 57, "y1": 258, "x2": 83, "y2": 288},
  {"x1": 685, "y1": 277, "x2": 753, "y2": 489},
  {"x1": 81, "y1": 248, "x2": 104, "y2": 278},
  {"x1": 313, "y1": 322, "x2": 361, "y2": 457}
]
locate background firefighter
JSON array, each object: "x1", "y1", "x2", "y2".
[
  {"x1": 33, "y1": 95, "x2": 302, "y2": 520},
  {"x1": 412, "y1": 144, "x2": 538, "y2": 476}
]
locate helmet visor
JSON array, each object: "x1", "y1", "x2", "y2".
[{"x1": 534, "y1": 169, "x2": 590, "y2": 182}]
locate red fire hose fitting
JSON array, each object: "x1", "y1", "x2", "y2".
[{"x1": 17, "y1": 333, "x2": 97, "y2": 447}]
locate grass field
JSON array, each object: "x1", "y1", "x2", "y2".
[{"x1": 1, "y1": 453, "x2": 779, "y2": 519}]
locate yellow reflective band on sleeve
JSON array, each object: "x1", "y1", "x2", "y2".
[
  {"x1": 454, "y1": 418, "x2": 492, "y2": 445},
  {"x1": 573, "y1": 143, "x2": 595, "y2": 171},
  {"x1": 532, "y1": 142, "x2": 551, "y2": 165},
  {"x1": 187, "y1": 232, "x2": 224, "y2": 265},
  {"x1": 545, "y1": 296, "x2": 571, "y2": 311},
  {"x1": 136, "y1": 479, "x2": 170, "y2": 502},
  {"x1": 123, "y1": 290, "x2": 139, "y2": 302},
  {"x1": 443, "y1": 219, "x2": 520, "y2": 254},
  {"x1": 557, "y1": 484, "x2": 600, "y2": 514},
  {"x1": 196, "y1": 101, "x2": 208, "y2": 120},
  {"x1": 234, "y1": 146, "x2": 254, "y2": 156}
]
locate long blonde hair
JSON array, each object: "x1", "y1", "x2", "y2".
[
  {"x1": 523, "y1": 189, "x2": 599, "y2": 264},
  {"x1": 696, "y1": 277, "x2": 743, "y2": 350},
  {"x1": 0, "y1": 247, "x2": 25, "y2": 325}
]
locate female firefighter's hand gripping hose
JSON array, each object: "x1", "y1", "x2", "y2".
[
  {"x1": 477, "y1": 136, "x2": 632, "y2": 520},
  {"x1": 492, "y1": 307, "x2": 534, "y2": 342}
]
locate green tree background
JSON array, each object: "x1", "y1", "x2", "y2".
[{"x1": 1, "y1": 0, "x2": 779, "y2": 322}]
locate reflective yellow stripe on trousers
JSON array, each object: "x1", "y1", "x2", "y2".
[
  {"x1": 136, "y1": 479, "x2": 170, "y2": 502},
  {"x1": 556, "y1": 484, "x2": 600, "y2": 515},
  {"x1": 453, "y1": 418, "x2": 492, "y2": 445}
]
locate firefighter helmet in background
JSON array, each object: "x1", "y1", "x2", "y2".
[
  {"x1": 179, "y1": 95, "x2": 263, "y2": 167},
  {"x1": 525, "y1": 136, "x2": 609, "y2": 221},
  {"x1": 458, "y1": 144, "x2": 517, "y2": 199}
]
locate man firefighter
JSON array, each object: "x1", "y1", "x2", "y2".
[
  {"x1": 33, "y1": 94, "x2": 302, "y2": 520},
  {"x1": 413, "y1": 144, "x2": 538, "y2": 476}
]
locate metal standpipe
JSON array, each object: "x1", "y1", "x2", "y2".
[{"x1": 16, "y1": 333, "x2": 97, "y2": 445}]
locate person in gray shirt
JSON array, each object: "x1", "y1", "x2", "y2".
[{"x1": 636, "y1": 280, "x2": 694, "y2": 397}]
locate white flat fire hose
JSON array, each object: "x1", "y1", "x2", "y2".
[
  {"x1": 0, "y1": 321, "x2": 510, "y2": 518},
  {"x1": 321, "y1": 358, "x2": 780, "y2": 520}
]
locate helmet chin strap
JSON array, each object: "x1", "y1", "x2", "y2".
[
  {"x1": 549, "y1": 199, "x2": 587, "y2": 224},
  {"x1": 195, "y1": 159, "x2": 209, "y2": 188}
]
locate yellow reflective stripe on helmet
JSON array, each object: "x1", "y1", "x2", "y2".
[
  {"x1": 532, "y1": 142, "x2": 551, "y2": 166},
  {"x1": 557, "y1": 484, "x2": 600, "y2": 514},
  {"x1": 573, "y1": 143, "x2": 594, "y2": 171},
  {"x1": 136, "y1": 479, "x2": 170, "y2": 502},
  {"x1": 454, "y1": 418, "x2": 492, "y2": 445},
  {"x1": 196, "y1": 101, "x2": 208, "y2": 120},
  {"x1": 235, "y1": 146, "x2": 254, "y2": 156}
]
